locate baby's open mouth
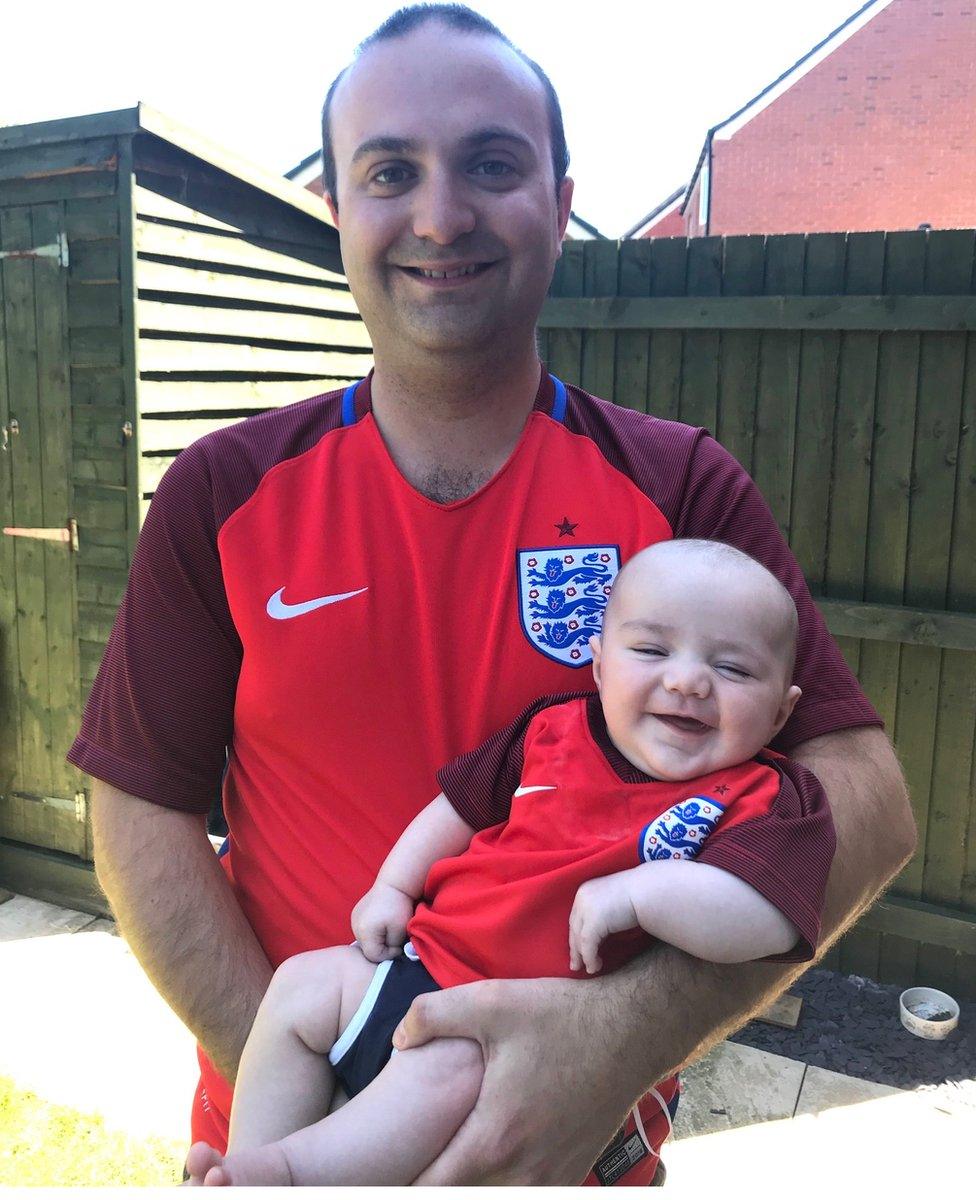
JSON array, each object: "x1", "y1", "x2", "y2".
[{"x1": 653, "y1": 714, "x2": 712, "y2": 734}]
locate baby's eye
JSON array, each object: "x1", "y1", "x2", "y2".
[
  {"x1": 634, "y1": 646, "x2": 667, "y2": 657},
  {"x1": 717, "y1": 664, "x2": 751, "y2": 679}
]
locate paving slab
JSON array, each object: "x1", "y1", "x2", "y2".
[
  {"x1": 0, "y1": 894, "x2": 98, "y2": 941},
  {"x1": 0, "y1": 901, "x2": 198, "y2": 1145},
  {"x1": 673, "y1": 1040, "x2": 806, "y2": 1138}
]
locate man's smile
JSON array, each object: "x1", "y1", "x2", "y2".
[{"x1": 397, "y1": 261, "x2": 496, "y2": 284}]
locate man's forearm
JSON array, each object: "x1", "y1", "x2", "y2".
[
  {"x1": 594, "y1": 726, "x2": 917, "y2": 1090},
  {"x1": 92, "y1": 780, "x2": 273, "y2": 1083}
]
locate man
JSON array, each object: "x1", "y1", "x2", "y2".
[{"x1": 71, "y1": 5, "x2": 915, "y2": 1186}]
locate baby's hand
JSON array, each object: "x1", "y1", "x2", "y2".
[
  {"x1": 568, "y1": 870, "x2": 640, "y2": 975},
  {"x1": 351, "y1": 882, "x2": 416, "y2": 963}
]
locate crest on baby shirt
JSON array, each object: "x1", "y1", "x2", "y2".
[
  {"x1": 638, "y1": 797, "x2": 727, "y2": 863},
  {"x1": 516, "y1": 546, "x2": 620, "y2": 667}
]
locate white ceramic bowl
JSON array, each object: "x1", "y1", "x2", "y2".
[{"x1": 899, "y1": 986, "x2": 960, "y2": 1040}]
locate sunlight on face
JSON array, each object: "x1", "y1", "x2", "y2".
[{"x1": 590, "y1": 542, "x2": 801, "y2": 781}]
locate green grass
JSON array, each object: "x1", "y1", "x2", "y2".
[{"x1": 0, "y1": 1075, "x2": 186, "y2": 1186}]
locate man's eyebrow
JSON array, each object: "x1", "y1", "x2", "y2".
[
  {"x1": 461, "y1": 126, "x2": 535, "y2": 152},
  {"x1": 351, "y1": 136, "x2": 421, "y2": 164}
]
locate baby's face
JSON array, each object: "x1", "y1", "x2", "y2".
[{"x1": 590, "y1": 557, "x2": 800, "y2": 782}]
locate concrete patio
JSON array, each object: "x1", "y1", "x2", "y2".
[{"x1": 1, "y1": 891, "x2": 970, "y2": 1189}]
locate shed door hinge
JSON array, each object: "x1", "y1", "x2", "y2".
[
  {"x1": 0, "y1": 234, "x2": 69, "y2": 268},
  {"x1": 3, "y1": 517, "x2": 79, "y2": 551}
]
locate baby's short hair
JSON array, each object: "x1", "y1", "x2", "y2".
[{"x1": 605, "y1": 539, "x2": 799, "y2": 679}]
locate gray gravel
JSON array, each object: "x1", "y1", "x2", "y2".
[{"x1": 730, "y1": 969, "x2": 975, "y2": 1101}]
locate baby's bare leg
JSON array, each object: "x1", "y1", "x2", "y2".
[
  {"x1": 271, "y1": 1035, "x2": 484, "y2": 1185},
  {"x1": 229, "y1": 944, "x2": 377, "y2": 1149}
]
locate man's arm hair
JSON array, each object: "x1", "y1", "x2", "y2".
[{"x1": 91, "y1": 779, "x2": 273, "y2": 1084}]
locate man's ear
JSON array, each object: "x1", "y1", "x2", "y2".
[
  {"x1": 325, "y1": 193, "x2": 340, "y2": 228},
  {"x1": 555, "y1": 176, "x2": 574, "y2": 249},
  {"x1": 589, "y1": 634, "x2": 603, "y2": 693},
  {"x1": 773, "y1": 685, "x2": 802, "y2": 736}
]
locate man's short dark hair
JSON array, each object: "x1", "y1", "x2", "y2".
[{"x1": 321, "y1": 4, "x2": 570, "y2": 207}]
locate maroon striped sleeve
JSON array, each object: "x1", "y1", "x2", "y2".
[
  {"x1": 437, "y1": 692, "x2": 591, "y2": 830},
  {"x1": 697, "y1": 756, "x2": 836, "y2": 961},
  {"x1": 67, "y1": 390, "x2": 346, "y2": 810},
  {"x1": 561, "y1": 385, "x2": 881, "y2": 749}
]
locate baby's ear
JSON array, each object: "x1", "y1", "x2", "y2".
[
  {"x1": 773, "y1": 684, "x2": 802, "y2": 734},
  {"x1": 589, "y1": 634, "x2": 603, "y2": 692}
]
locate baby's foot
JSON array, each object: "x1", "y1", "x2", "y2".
[
  {"x1": 183, "y1": 1142, "x2": 223, "y2": 1185},
  {"x1": 202, "y1": 1143, "x2": 293, "y2": 1187}
]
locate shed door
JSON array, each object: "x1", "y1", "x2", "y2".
[{"x1": 0, "y1": 203, "x2": 86, "y2": 859}]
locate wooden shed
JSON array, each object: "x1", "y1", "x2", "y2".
[{"x1": 0, "y1": 104, "x2": 370, "y2": 909}]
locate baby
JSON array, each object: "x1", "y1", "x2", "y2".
[{"x1": 186, "y1": 538, "x2": 835, "y2": 1186}]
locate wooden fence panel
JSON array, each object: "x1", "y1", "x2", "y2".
[{"x1": 545, "y1": 230, "x2": 976, "y2": 991}]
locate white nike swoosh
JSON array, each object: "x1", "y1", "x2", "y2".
[
  {"x1": 512, "y1": 785, "x2": 557, "y2": 797},
  {"x1": 266, "y1": 586, "x2": 368, "y2": 620}
]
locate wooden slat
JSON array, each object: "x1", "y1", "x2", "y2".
[
  {"x1": 545, "y1": 239, "x2": 584, "y2": 387},
  {"x1": 911, "y1": 230, "x2": 975, "y2": 994},
  {"x1": 752, "y1": 234, "x2": 804, "y2": 537},
  {"x1": 31, "y1": 203, "x2": 81, "y2": 802},
  {"x1": 645, "y1": 239, "x2": 686, "y2": 421},
  {"x1": 815, "y1": 600, "x2": 976, "y2": 650},
  {"x1": 69, "y1": 239, "x2": 120, "y2": 282},
  {"x1": 680, "y1": 237, "x2": 722, "y2": 431},
  {"x1": 139, "y1": 414, "x2": 247, "y2": 453},
  {"x1": 138, "y1": 378, "x2": 346, "y2": 414},
  {"x1": 831, "y1": 231, "x2": 885, "y2": 982},
  {"x1": 68, "y1": 282, "x2": 122, "y2": 329},
  {"x1": 64, "y1": 195, "x2": 119, "y2": 241},
  {"x1": 135, "y1": 219, "x2": 344, "y2": 284},
  {"x1": 537, "y1": 294, "x2": 976, "y2": 330},
  {"x1": 614, "y1": 240, "x2": 652, "y2": 413},
  {"x1": 580, "y1": 240, "x2": 618, "y2": 400},
  {"x1": 0, "y1": 210, "x2": 23, "y2": 809},
  {"x1": 715, "y1": 235, "x2": 765, "y2": 475},
  {"x1": 788, "y1": 233, "x2": 845, "y2": 584},
  {"x1": 70, "y1": 326, "x2": 122, "y2": 368},
  {"x1": 134, "y1": 183, "x2": 248, "y2": 233},
  {"x1": 857, "y1": 895, "x2": 976, "y2": 955},
  {"x1": 136, "y1": 299, "x2": 372, "y2": 349},
  {"x1": 137, "y1": 338, "x2": 371, "y2": 377},
  {"x1": 74, "y1": 485, "x2": 126, "y2": 532},
  {"x1": 0, "y1": 172, "x2": 116, "y2": 207},
  {"x1": 0, "y1": 137, "x2": 118, "y2": 184},
  {"x1": 1, "y1": 206, "x2": 52, "y2": 811},
  {"x1": 136, "y1": 257, "x2": 359, "y2": 314},
  {"x1": 71, "y1": 362, "x2": 125, "y2": 404}
]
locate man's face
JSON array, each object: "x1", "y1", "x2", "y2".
[
  {"x1": 590, "y1": 556, "x2": 801, "y2": 782},
  {"x1": 326, "y1": 24, "x2": 573, "y2": 359}
]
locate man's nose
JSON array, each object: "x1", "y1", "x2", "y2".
[
  {"x1": 663, "y1": 660, "x2": 711, "y2": 699},
  {"x1": 411, "y1": 171, "x2": 477, "y2": 244}
]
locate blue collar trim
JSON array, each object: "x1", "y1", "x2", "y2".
[
  {"x1": 549, "y1": 375, "x2": 567, "y2": 423},
  {"x1": 341, "y1": 381, "x2": 359, "y2": 427}
]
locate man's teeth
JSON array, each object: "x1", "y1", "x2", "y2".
[{"x1": 417, "y1": 264, "x2": 481, "y2": 278}]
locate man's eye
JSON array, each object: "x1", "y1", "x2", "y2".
[
  {"x1": 471, "y1": 159, "x2": 514, "y2": 178},
  {"x1": 372, "y1": 165, "x2": 413, "y2": 186}
]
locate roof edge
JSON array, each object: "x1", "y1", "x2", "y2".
[
  {"x1": 621, "y1": 186, "x2": 686, "y2": 239},
  {"x1": 683, "y1": 0, "x2": 890, "y2": 200}
]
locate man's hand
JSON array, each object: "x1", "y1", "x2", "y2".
[
  {"x1": 393, "y1": 976, "x2": 641, "y2": 1185},
  {"x1": 569, "y1": 870, "x2": 639, "y2": 974},
  {"x1": 350, "y1": 882, "x2": 415, "y2": 963}
]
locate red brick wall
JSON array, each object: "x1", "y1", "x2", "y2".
[
  {"x1": 638, "y1": 205, "x2": 687, "y2": 237},
  {"x1": 648, "y1": 0, "x2": 976, "y2": 237}
]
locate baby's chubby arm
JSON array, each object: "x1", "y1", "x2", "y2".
[
  {"x1": 351, "y1": 793, "x2": 476, "y2": 963},
  {"x1": 568, "y1": 860, "x2": 799, "y2": 974}
]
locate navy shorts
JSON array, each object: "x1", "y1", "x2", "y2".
[{"x1": 328, "y1": 948, "x2": 441, "y2": 1098}]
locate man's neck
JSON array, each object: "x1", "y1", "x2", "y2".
[{"x1": 368, "y1": 349, "x2": 544, "y2": 503}]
